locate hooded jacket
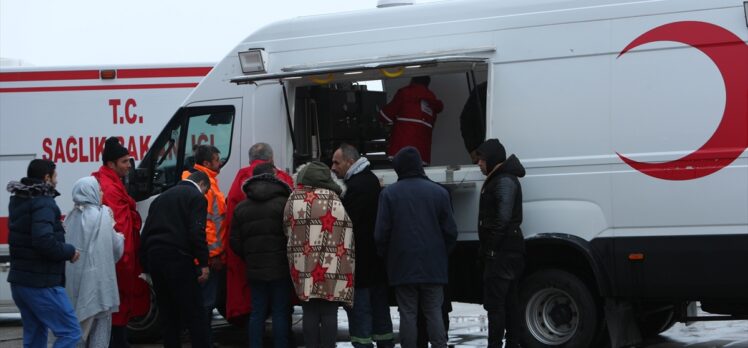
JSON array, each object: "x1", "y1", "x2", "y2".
[
  {"x1": 476, "y1": 140, "x2": 526, "y2": 279},
  {"x1": 374, "y1": 147, "x2": 458, "y2": 286},
  {"x1": 7, "y1": 178, "x2": 75, "y2": 288},
  {"x1": 284, "y1": 162, "x2": 355, "y2": 305},
  {"x1": 224, "y1": 159, "x2": 293, "y2": 319},
  {"x1": 230, "y1": 174, "x2": 292, "y2": 282}
]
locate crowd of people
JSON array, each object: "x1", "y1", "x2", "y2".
[
  {"x1": 7, "y1": 137, "x2": 149, "y2": 348},
  {"x1": 6, "y1": 134, "x2": 526, "y2": 348}
]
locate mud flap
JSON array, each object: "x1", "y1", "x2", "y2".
[{"x1": 605, "y1": 299, "x2": 642, "y2": 348}]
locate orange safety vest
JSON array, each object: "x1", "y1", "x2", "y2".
[{"x1": 182, "y1": 164, "x2": 227, "y2": 258}]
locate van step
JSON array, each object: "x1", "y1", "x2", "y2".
[{"x1": 684, "y1": 315, "x2": 748, "y2": 322}]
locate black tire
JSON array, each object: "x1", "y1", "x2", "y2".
[
  {"x1": 520, "y1": 269, "x2": 601, "y2": 348},
  {"x1": 127, "y1": 283, "x2": 163, "y2": 343},
  {"x1": 636, "y1": 303, "x2": 676, "y2": 338}
]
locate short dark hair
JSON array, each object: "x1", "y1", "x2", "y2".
[
  {"x1": 249, "y1": 143, "x2": 273, "y2": 162},
  {"x1": 187, "y1": 170, "x2": 210, "y2": 187},
  {"x1": 411, "y1": 76, "x2": 431, "y2": 87},
  {"x1": 253, "y1": 162, "x2": 275, "y2": 176},
  {"x1": 27, "y1": 159, "x2": 56, "y2": 180},
  {"x1": 194, "y1": 145, "x2": 220, "y2": 166},
  {"x1": 338, "y1": 143, "x2": 360, "y2": 162}
]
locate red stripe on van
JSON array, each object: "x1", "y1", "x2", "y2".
[
  {"x1": 117, "y1": 67, "x2": 212, "y2": 78},
  {"x1": 0, "y1": 67, "x2": 212, "y2": 82},
  {"x1": 0, "y1": 82, "x2": 199, "y2": 93},
  {"x1": 0, "y1": 217, "x2": 8, "y2": 244},
  {"x1": 0, "y1": 70, "x2": 100, "y2": 82}
]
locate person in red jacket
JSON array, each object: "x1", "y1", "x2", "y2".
[
  {"x1": 378, "y1": 76, "x2": 444, "y2": 165},
  {"x1": 91, "y1": 137, "x2": 149, "y2": 348},
  {"x1": 225, "y1": 143, "x2": 293, "y2": 323}
]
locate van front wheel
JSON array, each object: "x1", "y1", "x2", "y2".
[
  {"x1": 520, "y1": 269, "x2": 600, "y2": 348},
  {"x1": 127, "y1": 283, "x2": 163, "y2": 343}
]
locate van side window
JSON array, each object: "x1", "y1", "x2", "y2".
[
  {"x1": 152, "y1": 121, "x2": 182, "y2": 191},
  {"x1": 183, "y1": 108, "x2": 235, "y2": 168},
  {"x1": 144, "y1": 105, "x2": 235, "y2": 196}
]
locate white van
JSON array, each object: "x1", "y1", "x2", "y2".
[
  {"x1": 0, "y1": 64, "x2": 211, "y2": 313},
  {"x1": 128, "y1": 0, "x2": 748, "y2": 346}
]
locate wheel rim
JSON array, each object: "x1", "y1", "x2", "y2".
[
  {"x1": 127, "y1": 284, "x2": 159, "y2": 332},
  {"x1": 525, "y1": 287, "x2": 580, "y2": 345}
]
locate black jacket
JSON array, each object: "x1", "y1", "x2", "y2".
[
  {"x1": 229, "y1": 174, "x2": 291, "y2": 282},
  {"x1": 342, "y1": 166, "x2": 387, "y2": 288},
  {"x1": 375, "y1": 147, "x2": 458, "y2": 286},
  {"x1": 140, "y1": 180, "x2": 208, "y2": 268},
  {"x1": 478, "y1": 154, "x2": 525, "y2": 255},
  {"x1": 477, "y1": 141, "x2": 526, "y2": 279},
  {"x1": 7, "y1": 178, "x2": 75, "y2": 288}
]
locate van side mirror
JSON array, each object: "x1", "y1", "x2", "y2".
[
  {"x1": 206, "y1": 111, "x2": 233, "y2": 125},
  {"x1": 126, "y1": 158, "x2": 153, "y2": 201}
]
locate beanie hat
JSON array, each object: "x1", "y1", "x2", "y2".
[
  {"x1": 102, "y1": 137, "x2": 130, "y2": 164},
  {"x1": 476, "y1": 139, "x2": 506, "y2": 171},
  {"x1": 392, "y1": 146, "x2": 426, "y2": 180}
]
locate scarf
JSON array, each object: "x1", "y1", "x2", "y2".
[{"x1": 344, "y1": 157, "x2": 371, "y2": 181}]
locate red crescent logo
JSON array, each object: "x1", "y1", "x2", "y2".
[{"x1": 616, "y1": 21, "x2": 748, "y2": 180}]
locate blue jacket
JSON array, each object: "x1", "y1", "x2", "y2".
[
  {"x1": 7, "y1": 178, "x2": 75, "y2": 288},
  {"x1": 374, "y1": 147, "x2": 458, "y2": 286}
]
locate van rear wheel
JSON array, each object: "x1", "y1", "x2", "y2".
[{"x1": 520, "y1": 269, "x2": 600, "y2": 348}]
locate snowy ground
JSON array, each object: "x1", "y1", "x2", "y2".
[
  {"x1": 327, "y1": 303, "x2": 748, "y2": 347},
  {"x1": 2, "y1": 303, "x2": 747, "y2": 347}
]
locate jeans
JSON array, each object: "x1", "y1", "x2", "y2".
[
  {"x1": 395, "y1": 284, "x2": 447, "y2": 348},
  {"x1": 202, "y1": 268, "x2": 225, "y2": 347},
  {"x1": 345, "y1": 286, "x2": 395, "y2": 348},
  {"x1": 11, "y1": 285, "x2": 82, "y2": 348},
  {"x1": 417, "y1": 285, "x2": 450, "y2": 348},
  {"x1": 248, "y1": 279, "x2": 291, "y2": 348}
]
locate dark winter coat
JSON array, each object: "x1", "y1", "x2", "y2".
[
  {"x1": 140, "y1": 180, "x2": 209, "y2": 268},
  {"x1": 342, "y1": 166, "x2": 387, "y2": 288},
  {"x1": 374, "y1": 147, "x2": 458, "y2": 286},
  {"x1": 477, "y1": 141, "x2": 526, "y2": 280},
  {"x1": 7, "y1": 178, "x2": 75, "y2": 288},
  {"x1": 230, "y1": 174, "x2": 292, "y2": 282}
]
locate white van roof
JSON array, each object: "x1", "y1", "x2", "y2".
[{"x1": 239, "y1": 0, "x2": 725, "y2": 45}]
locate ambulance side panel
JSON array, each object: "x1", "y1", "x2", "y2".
[{"x1": 0, "y1": 65, "x2": 211, "y2": 311}]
